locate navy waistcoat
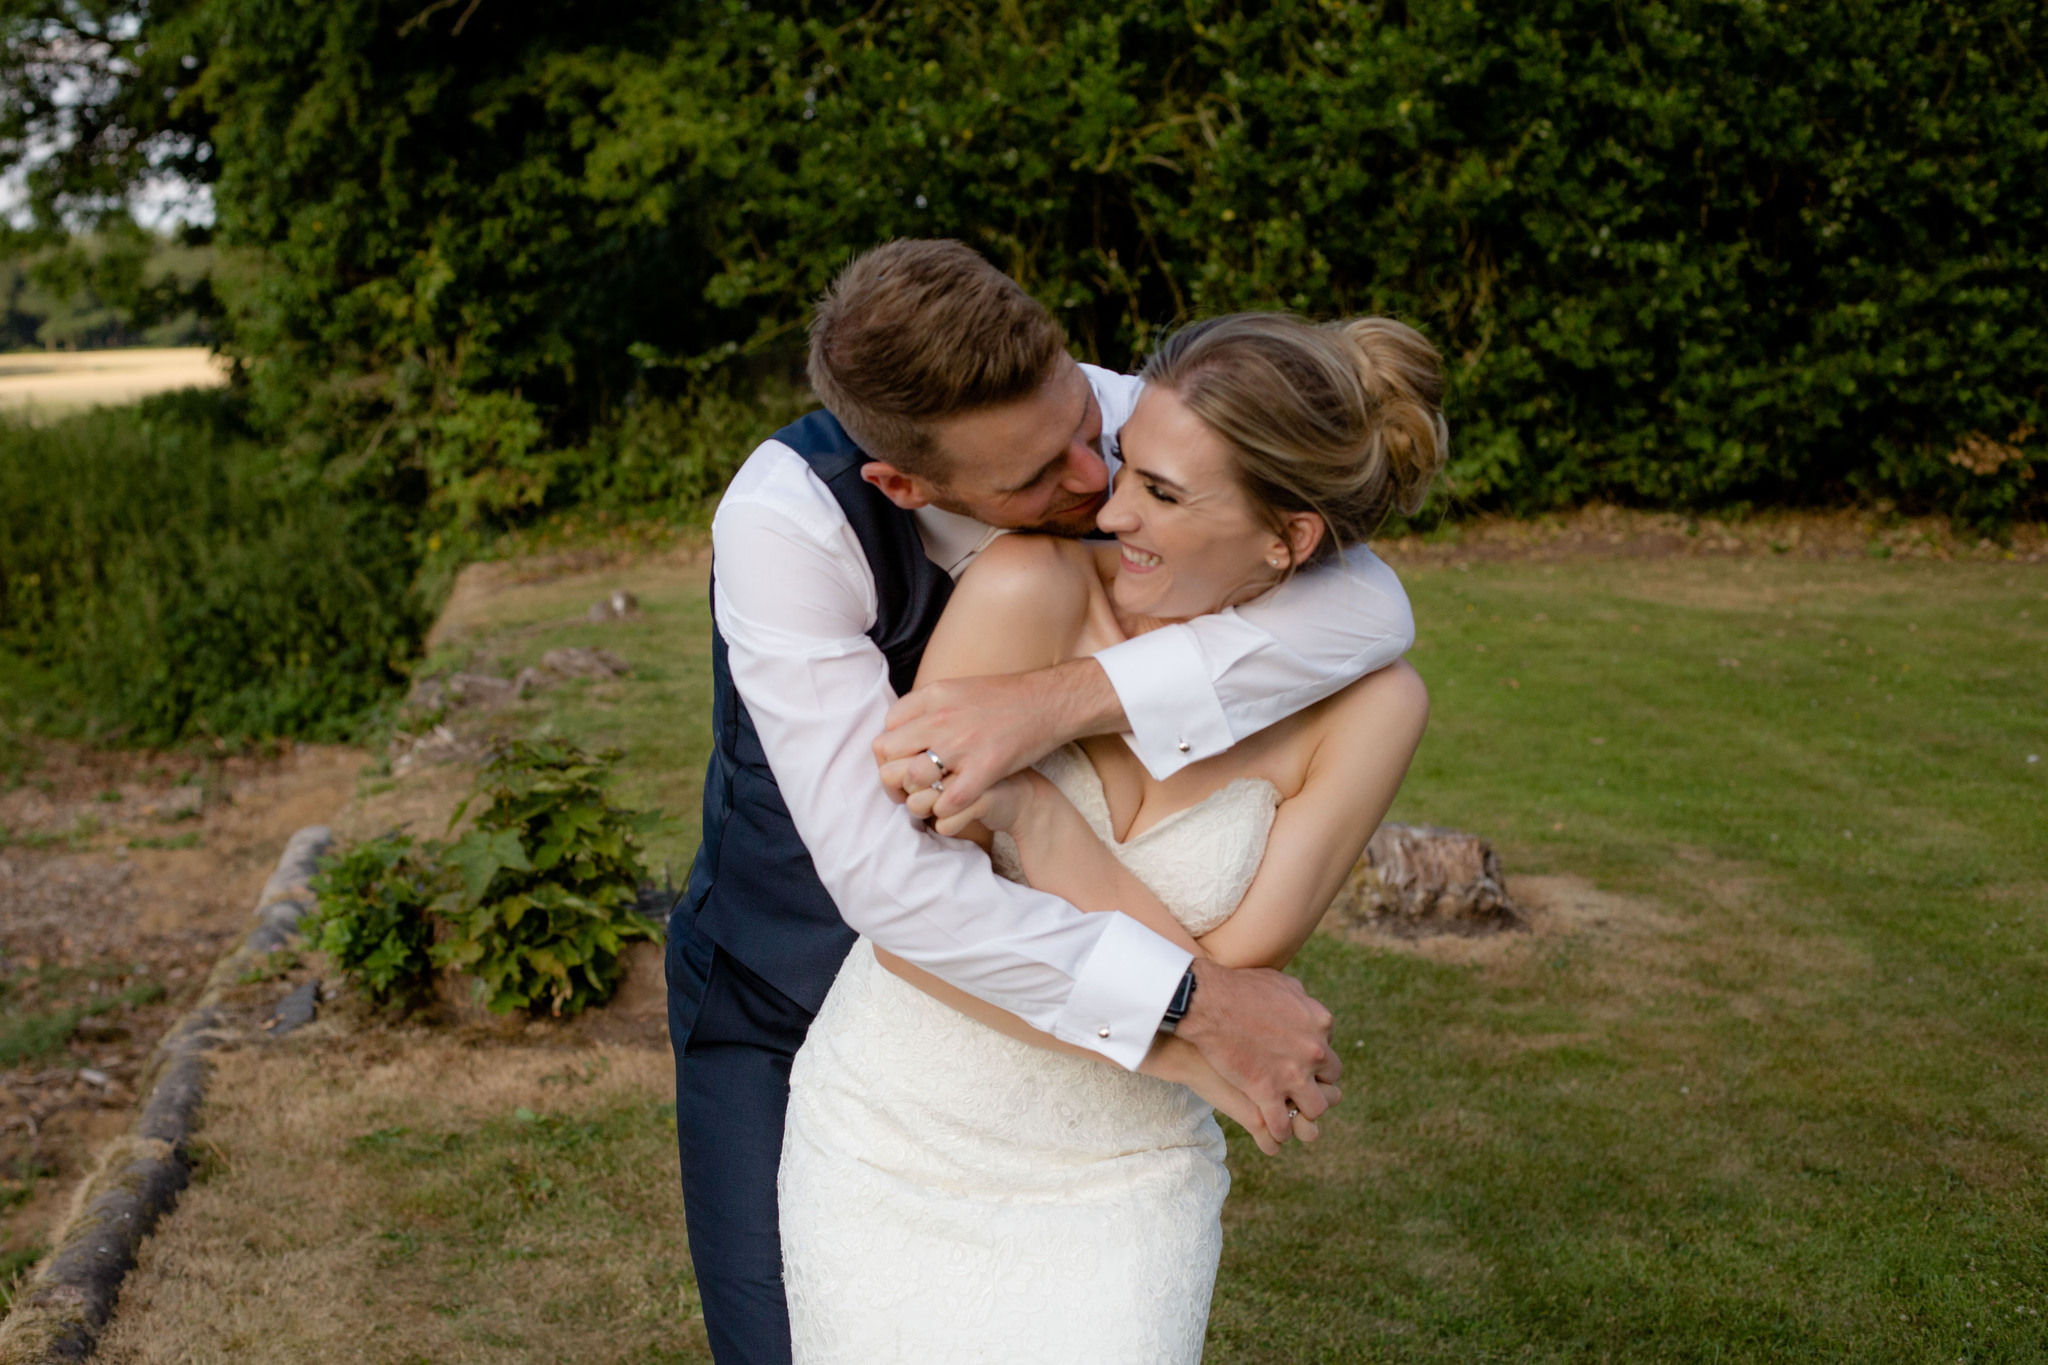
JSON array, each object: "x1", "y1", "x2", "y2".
[{"x1": 677, "y1": 409, "x2": 954, "y2": 1014}]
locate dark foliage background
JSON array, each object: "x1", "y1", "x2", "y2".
[{"x1": 0, "y1": 0, "x2": 2042, "y2": 740}]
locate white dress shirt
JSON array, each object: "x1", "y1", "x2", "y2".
[{"x1": 708, "y1": 365, "x2": 1415, "y2": 1068}]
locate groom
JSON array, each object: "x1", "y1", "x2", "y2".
[{"x1": 669, "y1": 239, "x2": 1419, "y2": 1364}]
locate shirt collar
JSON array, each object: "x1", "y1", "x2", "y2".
[{"x1": 913, "y1": 505, "x2": 1006, "y2": 579}]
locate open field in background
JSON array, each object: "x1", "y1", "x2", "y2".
[
  {"x1": 0, "y1": 349, "x2": 226, "y2": 416},
  {"x1": 85, "y1": 538, "x2": 2045, "y2": 1361}
]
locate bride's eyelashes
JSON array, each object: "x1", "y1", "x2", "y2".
[{"x1": 1144, "y1": 480, "x2": 1179, "y2": 505}]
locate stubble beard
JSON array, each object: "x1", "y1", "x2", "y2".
[{"x1": 925, "y1": 489, "x2": 1104, "y2": 539}]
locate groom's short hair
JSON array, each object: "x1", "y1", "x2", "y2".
[{"x1": 807, "y1": 239, "x2": 1067, "y2": 479}]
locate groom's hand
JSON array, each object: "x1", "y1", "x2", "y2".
[
  {"x1": 875, "y1": 659, "x2": 1126, "y2": 819},
  {"x1": 1173, "y1": 959, "x2": 1342, "y2": 1143}
]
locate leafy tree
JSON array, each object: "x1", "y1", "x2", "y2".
[{"x1": 1, "y1": 0, "x2": 2040, "y2": 529}]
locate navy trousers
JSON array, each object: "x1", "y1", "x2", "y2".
[{"x1": 667, "y1": 915, "x2": 815, "y2": 1365}]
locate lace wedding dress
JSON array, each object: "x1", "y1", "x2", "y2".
[{"x1": 779, "y1": 743, "x2": 1280, "y2": 1363}]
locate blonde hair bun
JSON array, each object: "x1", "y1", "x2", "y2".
[{"x1": 1331, "y1": 317, "x2": 1450, "y2": 518}]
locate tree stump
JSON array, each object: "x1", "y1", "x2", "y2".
[{"x1": 1320, "y1": 823, "x2": 1525, "y2": 939}]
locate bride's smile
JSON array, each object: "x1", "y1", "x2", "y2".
[{"x1": 1098, "y1": 384, "x2": 1321, "y2": 624}]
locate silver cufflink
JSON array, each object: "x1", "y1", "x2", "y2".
[
  {"x1": 1175, "y1": 738, "x2": 1190, "y2": 754},
  {"x1": 1097, "y1": 1027, "x2": 1111, "y2": 1039}
]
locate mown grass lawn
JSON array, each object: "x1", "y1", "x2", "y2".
[
  {"x1": 1213, "y1": 557, "x2": 2046, "y2": 1362},
  {"x1": 343, "y1": 550, "x2": 2045, "y2": 1361}
]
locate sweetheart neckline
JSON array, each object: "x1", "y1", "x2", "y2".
[{"x1": 1060, "y1": 746, "x2": 1279, "y2": 848}]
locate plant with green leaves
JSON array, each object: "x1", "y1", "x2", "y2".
[
  {"x1": 303, "y1": 832, "x2": 444, "y2": 1007},
  {"x1": 0, "y1": 390, "x2": 429, "y2": 745},
  {"x1": 432, "y1": 740, "x2": 662, "y2": 1017}
]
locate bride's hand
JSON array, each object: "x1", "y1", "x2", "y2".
[
  {"x1": 1142, "y1": 1034, "x2": 1340, "y2": 1156},
  {"x1": 906, "y1": 770, "x2": 1043, "y2": 838}
]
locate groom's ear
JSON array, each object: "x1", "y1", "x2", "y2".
[{"x1": 861, "y1": 461, "x2": 937, "y2": 511}]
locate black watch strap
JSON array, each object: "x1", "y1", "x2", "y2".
[{"x1": 1158, "y1": 965, "x2": 1198, "y2": 1034}]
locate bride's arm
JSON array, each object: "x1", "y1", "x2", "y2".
[
  {"x1": 890, "y1": 768, "x2": 1314, "y2": 1151},
  {"x1": 876, "y1": 948, "x2": 1288, "y2": 1153},
  {"x1": 916, "y1": 661, "x2": 1433, "y2": 975},
  {"x1": 897, "y1": 535, "x2": 1204, "y2": 956},
  {"x1": 1193, "y1": 661, "x2": 1432, "y2": 969},
  {"x1": 876, "y1": 537, "x2": 1297, "y2": 1147}
]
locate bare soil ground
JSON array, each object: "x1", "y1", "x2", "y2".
[
  {"x1": 0, "y1": 742, "x2": 360, "y2": 1286},
  {"x1": 0, "y1": 349, "x2": 227, "y2": 416}
]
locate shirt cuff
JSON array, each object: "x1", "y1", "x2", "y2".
[
  {"x1": 1092, "y1": 626, "x2": 1235, "y2": 781},
  {"x1": 1050, "y1": 912, "x2": 1193, "y2": 1070}
]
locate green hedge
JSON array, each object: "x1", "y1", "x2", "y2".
[
  {"x1": 81, "y1": 0, "x2": 2029, "y2": 529},
  {"x1": 2, "y1": 0, "x2": 2037, "y2": 742},
  {"x1": 0, "y1": 391, "x2": 427, "y2": 744}
]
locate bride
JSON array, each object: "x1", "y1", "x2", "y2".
[{"x1": 778, "y1": 311, "x2": 1445, "y2": 1362}]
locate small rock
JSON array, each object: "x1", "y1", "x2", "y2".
[
  {"x1": 603, "y1": 941, "x2": 667, "y2": 1022},
  {"x1": 445, "y1": 672, "x2": 518, "y2": 707},
  {"x1": 540, "y1": 647, "x2": 629, "y2": 680},
  {"x1": 79, "y1": 1069, "x2": 108, "y2": 1087},
  {"x1": 513, "y1": 666, "x2": 550, "y2": 698},
  {"x1": 393, "y1": 724, "x2": 480, "y2": 773},
  {"x1": 406, "y1": 676, "x2": 448, "y2": 711},
  {"x1": 265, "y1": 979, "x2": 321, "y2": 1037},
  {"x1": 588, "y1": 589, "x2": 641, "y2": 623}
]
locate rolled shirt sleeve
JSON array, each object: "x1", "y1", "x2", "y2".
[{"x1": 710, "y1": 444, "x2": 1189, "y2": 1068}]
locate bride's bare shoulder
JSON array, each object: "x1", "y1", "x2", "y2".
[
  {"x1": 931, "y1": 534, "x2": 1102, "y2": 667},
  {"x1": 1306, "y1": 660, "x2": 1430, "y2": 761},
  {"x1": 954, "y1": 533, "x2": 1100, "y2": 612}
]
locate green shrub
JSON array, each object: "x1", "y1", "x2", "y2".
[
  {"x1": 304, "y1": 833, "x2": 443, "y2": 1008},
  {"x1": 305, "y1": 742, "x2": 660, "y2": 1016},
  {"x1": 0, "y1": 390, "x2": 429, "y2": 743},
  {"x1": 433, "y1": 740, "x2": 661, "y2": 1017}
]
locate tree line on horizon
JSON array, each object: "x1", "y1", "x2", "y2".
[{"x1": 0, "y1": 227, "x2": 215, "y2": 351}]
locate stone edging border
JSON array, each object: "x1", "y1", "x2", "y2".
[{"x1": 0, "y1": 825, "x2": 333, "y2": 1364}]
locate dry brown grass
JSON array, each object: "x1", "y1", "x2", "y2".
[
  {"x1": 96, "y1": 1032, "x2": 699, "y2": 1364},
  {"x1": 0, "y1": 743, "x2": 362, "y2": 1282},
  {"x1": 0, "y1": 349, "x2": 227, "y2": 416}
]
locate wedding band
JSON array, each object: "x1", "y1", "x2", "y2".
[{"x1": 926, "y1": 751, "x2": 946, "y2": 772}]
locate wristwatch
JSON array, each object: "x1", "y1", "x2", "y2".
[{"x1": 1157, "y1": 965, "x2": 1198, "y2": 1035}]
